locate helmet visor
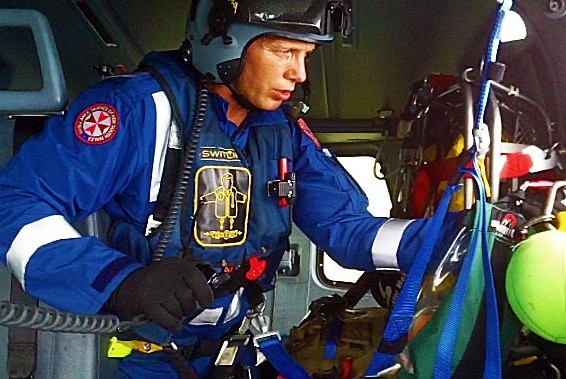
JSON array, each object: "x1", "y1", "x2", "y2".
[{"x1": 244, "y1": 0, "x2": 353, "y2": 40}]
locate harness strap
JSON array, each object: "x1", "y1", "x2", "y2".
[
  {"x1": 343, "y1": 270, "x2": 388, "y2": 308},
  {"x1": 364, "y1": 182, "x2": 461, "y2": 377},
  {"x1": 163, "y1": 346, "x2": 198, "y2": 379},
  {"x1": 254, "y1": 332, "x2": 311, "y2": 379}
]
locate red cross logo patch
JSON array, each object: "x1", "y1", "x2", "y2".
[{"x1": 74, "y1": 103, "x2": 119, "y2": 145}]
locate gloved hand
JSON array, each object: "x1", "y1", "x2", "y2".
[{"x1": 105, "y1": 257, "x2": 214, "y2": 333}]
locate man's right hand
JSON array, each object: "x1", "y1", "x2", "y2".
[{"x1": 105, "y1": 257, "x2": 214, "y2": 333}]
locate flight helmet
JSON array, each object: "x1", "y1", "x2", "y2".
[{"x1": 186, "y1": 0, "x2": 353, "y2": 84}]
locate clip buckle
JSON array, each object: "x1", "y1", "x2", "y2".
[
  {"x1": 214, "y1": 335, "x2": 250, "y2": 367},
  {"x1": 252, "y1": 331, "x2": 281, "y2": 348}
]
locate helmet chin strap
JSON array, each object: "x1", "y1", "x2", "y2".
[{"x1": 225, "y1": 84, "x2": 260, "y2": 112}]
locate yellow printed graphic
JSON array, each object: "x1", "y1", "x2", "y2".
[
  {"x1": 201, "y1": 173, "x2": 246, "y2": 230},
  {"x1": 194, "y1": 166, "x2": 251, "y2": 247},
  {"x1": 227, "y1": 0, "x2": 238, "y2": 14},
  {"x1": 200, "y1": 147, "x2": 240, "y2": 161}
]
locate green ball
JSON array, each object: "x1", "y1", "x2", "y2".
[{"x1": 506, "y1": 230, "x2": 566, "y2": 344}]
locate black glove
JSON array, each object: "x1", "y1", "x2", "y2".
[{"x1": 105, "y1": 257, "x2": 214, "y2": 333}]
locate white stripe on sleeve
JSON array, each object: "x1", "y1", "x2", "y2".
[
  {"x1": 371, "y1": 218, "x2": 415, "y2": 269},
  {"x1": 6, "y1": 215, "x2": 81, "y2": 289}
]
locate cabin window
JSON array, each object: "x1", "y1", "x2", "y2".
[{"x1": 315, "y1": 155, "x2": 392, "y2": 287}]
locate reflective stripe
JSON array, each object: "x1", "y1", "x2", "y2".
[
  {"x1": 188, "y1": 289, "x2": 243, "y2": 326},
  {"x1": 189, "y1": 307, "x2": 223, "y2": 326},
  {"x1": 371, "y1": 218, "x2": 415, "y2": 269},
  {"x1": 6, "y1": 215, "x2": 81, "y2": 289},
  {"x1": 224, "y1": 288, "x2": 244, "y2": 323},
  {"x1": 149, "y1": 91, "x2": 172, "y2": 202}
]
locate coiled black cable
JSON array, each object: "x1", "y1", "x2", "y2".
[
  {"x1": 152, "y1": 79, "x2": 209, "y2": 261},
  {"x1": 0, "y1": 301, "x2": 120, "y2": 334}
]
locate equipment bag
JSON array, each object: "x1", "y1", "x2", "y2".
[
  {"x1": 286, "y1": 296, "x2": 390, "y2": 379},
  {"x1": 284, "y1": 269, "x2": 401, "y2": 379}
]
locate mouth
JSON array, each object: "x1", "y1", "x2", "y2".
[{"x1": 274, "y1": 90, "x2": 293, "y2": 101}]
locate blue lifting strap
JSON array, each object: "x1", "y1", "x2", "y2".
[
  {"x1": 364, "y1": 182, "x2": 462, "y2": 377},
  {"x1": 254, "y1": 332, "x2": 311, "y2": 379}
]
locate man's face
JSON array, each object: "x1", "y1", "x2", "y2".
[{"x1": 232, "y1": 36, "x2": 316, "y2": 111}]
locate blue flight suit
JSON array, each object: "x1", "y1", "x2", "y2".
[{"x1": 0, "y1": 50, "x2": 460, "y2": 377}]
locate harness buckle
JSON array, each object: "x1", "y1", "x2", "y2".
[
  {"x1": 214, "y1": 335, "x2": 250, "y2": 367},
  {"x1": 252, "y1": 331, "x2": 281, "y2": 348}
]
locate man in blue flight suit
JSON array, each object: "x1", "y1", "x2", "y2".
[{"x1": 0, "y1": 0, "x2": 461, "y2": 377}]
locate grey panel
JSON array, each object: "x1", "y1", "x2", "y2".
[{"x1": 36, "y1": 332, "x2": 118, "y2": 379}]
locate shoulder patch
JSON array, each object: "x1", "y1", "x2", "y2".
[
  {"x1": 74, "y1": 103, "x2": 119, "y2": 145},
  {"x1": 297, "y1": 118, "x2": 321, "y2": 149}
]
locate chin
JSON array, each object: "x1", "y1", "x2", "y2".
[{"x1": 258, "y1": 100, "x2": 283, "y2": 111}]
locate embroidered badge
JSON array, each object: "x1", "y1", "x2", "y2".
[
  {"x1": 194, "y1": 166, "x2": 251, "y2": 247},
  {"x1": 74, "y1": 103, "x2": 119, "y2": 145},
  {"x1": 297, "y1": 118, "x2": 321, "y2": 149}
]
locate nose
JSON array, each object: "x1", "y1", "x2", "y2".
[{"x1": 285, "y1": 57, "x2": 308, "y2": 84}]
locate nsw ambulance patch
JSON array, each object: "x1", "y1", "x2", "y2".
[{"x1": 74, "y1": 103, "x2": 119, "y2": 145}]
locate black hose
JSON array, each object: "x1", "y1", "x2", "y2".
[{"x1": 152, "y1": 80, "x2": 209, "y2": 261}]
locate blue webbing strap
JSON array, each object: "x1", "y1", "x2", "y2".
[
  {"x1": 363, "y1": 182, "x2": 462, "y2": 377},
  {"x1": 475, "y1": 0, "x2": 513, "y2": 131},
  {"x1": 323, "y1": 318, "x2": 343, "y2": 359},
  {"x1": 434, "y1": 163, "x2": 501, "y2": 378},
  {"x1": 468, "y1": 2, "x2": 511, "y2": 376},
  {"x1": 253, "y1": 333, "x2": 311, "y2": 379},
  {"x1": 477, "y1": 163, "x2": 502, "y2": 378}
]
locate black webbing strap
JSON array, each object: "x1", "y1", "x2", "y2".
[
  {"x1": 8, "y1": 117, "x2": 45, "y2": 379},
  {"x1": 307, "y1": 271, "x2": 383, "y2": 321},
  {"x1": 342, "y1": 270, "x2": 380, "y2": 308}
]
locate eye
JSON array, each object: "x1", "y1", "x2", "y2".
[{"x1": 276, "y1": 49, "x2": 293, "y2": 58}]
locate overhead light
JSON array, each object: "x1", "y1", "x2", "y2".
[{"x1": 500, "y1": 10, "x2": 527, "y2": 43}]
